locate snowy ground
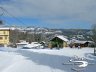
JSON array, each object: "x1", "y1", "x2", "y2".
[{"x1": 0, "y1": 47, "x2": 96, "y2": 72}]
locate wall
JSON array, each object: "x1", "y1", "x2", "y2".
[{"x1": 0, "y1": 30, "x2": 10, "y2": 46}]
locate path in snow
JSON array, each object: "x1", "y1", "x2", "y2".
[{"x1": 0, "y1": 47, "x2": 96, "y2": 72}]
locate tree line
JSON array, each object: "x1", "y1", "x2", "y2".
[{"x1": 9, "y1": 29, "x2": 47, "y2": 45}]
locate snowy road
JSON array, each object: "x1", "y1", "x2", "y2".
[{"x1": 0, "y1": 47, "x2": 96, "y2": 72}]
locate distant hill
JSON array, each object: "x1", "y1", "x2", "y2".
[
  {"x1": 53, "y1": 29, "x2": 90, "y2": 35},
  {"x1": 52, "y1": 29, "x2": 91, "y2": 40}
]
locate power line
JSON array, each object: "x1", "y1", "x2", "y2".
[
  {"x1": 0, "y1": 7, "x2": 25, "y2": 25},
  {"x1": 0, "y1": 7, "x2": 4, "y2": 16}
]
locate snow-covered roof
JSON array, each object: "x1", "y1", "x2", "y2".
[
  {"x1": 56, "y1": 35, "x2": 69, "y2": 42},
  {"x1": 16, "y1": 41, "x2": 29, "y2": 45},
  {"x1": 0, "y1": 27, "x2": 10, "y2": 30},
  {"x1": 24, "y1": 42, "x2": 42, "y2": 48},
  {"x1": 73, "y1": 40, "x2": 93, "y2": 44},
  {"x1": 74, "y1": 41, "x2": 87, "y2": 44}
]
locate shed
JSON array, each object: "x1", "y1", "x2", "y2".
[
  {"x1": 70, "y1": 40, "x2": 92, "y2": 48},
  {"x1": 48, "y1": 35, "x2": 68, "y2": 48},
  {"x1": 16, "y1": 41, "x2": 29, "y2": 48}
]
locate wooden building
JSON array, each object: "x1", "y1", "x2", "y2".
[
  {"x1": 69, "y1": 40, "x2": 92, "y2": 48},
  {"x1": 48, "y1": 35, "x2": 68, "y2": 48}
]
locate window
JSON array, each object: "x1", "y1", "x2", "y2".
[
  {"x1": 0, "y1": 37, "x2": 3, "y2": 39},
  {"x1": 3, "y1": 31, "x2": 6, "y2": 34},
  {"x1": 5, "y1": 36, "x2": 7, "y2": 40}
]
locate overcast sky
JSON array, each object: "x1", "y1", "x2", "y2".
[{"x1": 0, "y1": 0, "x2": 96, "y2": 29}]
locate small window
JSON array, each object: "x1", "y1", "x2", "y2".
[
  {"x1": 3, "y1": 31, "x2": 6, "y2": 34},
  {"x1": 5, "y1": 36, "x2": 7, "y2": 39},
  {"x1": 0, "y1": 37, "x2": 3, "y2": 39}
]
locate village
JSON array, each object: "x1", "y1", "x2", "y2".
[
  {"x1": 0, "y1": 25, "x2": 94, "y2": 49},
  {"x1": 0, "y1": 1, "x2": 96, "y2": 72},
  {"x1": 0, "y1": 18, "x2": 95, "y2": 72}
]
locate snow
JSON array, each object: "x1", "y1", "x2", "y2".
[
  {"x1": 56, "y1": 35, "x2": 68, "y2": 42},
  {"x1": 0, "y1": 47, "x2": 96, "y2": 72},
  {"x1": 23, "y1": 42, "x2": 44, "y2": 49},
  {"x1": 0, "y1": 27, "x2": 10, "y2": 30},
  {"x1": 16, "y1": 41, "x2": 29, "y2": 45}
]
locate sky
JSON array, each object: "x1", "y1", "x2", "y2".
[{"x1": 0, "y1": 0, "x2": 96, "y2": 29}]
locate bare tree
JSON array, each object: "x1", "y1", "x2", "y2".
[{"x1": 91, "y1": 24, "x2": 96, "y2": 55}]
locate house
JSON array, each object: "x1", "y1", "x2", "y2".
[
  {"x1": 16, "y1": 40, "x2": 29, "y2": 48},
  {"x1": 48, "y1": 35, "x2": 68, "y2": 48},
  {"x1": 0, "y1": 27, "x2": 10, "y2": 47},
  {"x1": 74, "y1": 41, "x2": 89, "y2": 48},
  {"x1": 69, "y1": 39, "x2": 93, "y2": 48}
]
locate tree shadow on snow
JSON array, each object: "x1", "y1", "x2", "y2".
[{"x1": 16, "y1": 49, "x2": 74, "y2": 72}]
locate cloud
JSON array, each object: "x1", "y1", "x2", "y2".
[{"x1": 0, "y1": 0, "x2": 96, "y2": 24}]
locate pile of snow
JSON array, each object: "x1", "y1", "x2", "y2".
[{"x1": 0, "y1": 47, "x2": 96, "y2": 72}]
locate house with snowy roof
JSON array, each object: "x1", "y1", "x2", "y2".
[
  {"x1": 0, "y1": 27, "x2": 10, "y2": 47},
  {"x1": 48, "y1": 35, "x2": 69, "y2": 48},
  {"x1": 69, "y1": 39, "x2": 93, "y2": 48}
]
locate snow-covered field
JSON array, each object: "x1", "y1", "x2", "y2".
[{"x1": 0, "y1": 47, "x2": 96, "y2": 72}]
